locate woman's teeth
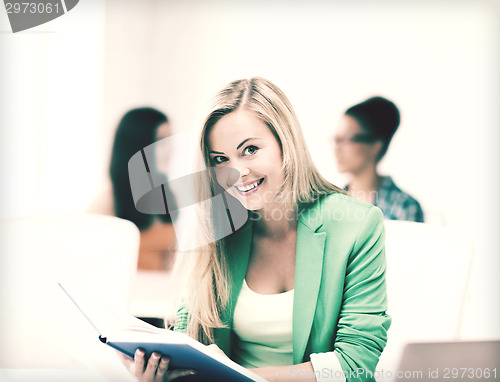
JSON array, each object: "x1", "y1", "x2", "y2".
[{"x1": 236, "y1": 178, "x2": 264, "y2": 192}]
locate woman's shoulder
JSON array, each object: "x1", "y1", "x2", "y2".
[
  {"x1": 299, "y1": 192, "x2": 383, "y2": 232},
  {"x1": 320, "y1": 191, "x2": 372, "y2": 209},
  {"x1": 86, "y1": 180, "x2": 114, "y2": 215},
  {"x1": 319, "y1": 191, "x2": 382, "y2": 217}
]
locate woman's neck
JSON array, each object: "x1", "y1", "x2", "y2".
[
  {"x1": 253, "y1": 202, "x2": 298, "y2": 240},
  {"x1": 348, "y1": 165, "x2": 381, "y2": 204}
]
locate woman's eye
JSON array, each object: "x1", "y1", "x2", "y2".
[
  {"x1": 243, "y1": 145, "x2": 258, "y2": 156},
  {"x1": 212, "y1": 156, "x2": 228, "y2": 165}
]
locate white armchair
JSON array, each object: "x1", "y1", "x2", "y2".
[
  {"x1": 377, "y1": 220, "x2": 474, "y2": 377},
  {"x1": 0, "y1": 213, "x2": 140, "y2": 381}
]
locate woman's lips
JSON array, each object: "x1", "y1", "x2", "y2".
[{"x1": 234, "y1": 177, "x2": 264, "y2": 196}]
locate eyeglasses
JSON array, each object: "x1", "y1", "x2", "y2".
[{"x1": 331, "y1": 133, "x2": 378, "y2": 145}]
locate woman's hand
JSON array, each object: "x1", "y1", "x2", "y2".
[
  {"x1": 118, "y1": 349, "x2": 196, "y2": 382},
  {"x1": 206, "y1": 344, "x2": 229, "y2": 359}
]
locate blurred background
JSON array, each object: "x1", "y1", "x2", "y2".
[{"x1": 1, "y1": 0, "x2": 499, "y2": 378}]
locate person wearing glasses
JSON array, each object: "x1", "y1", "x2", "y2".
[{"x1": 333, "y1": 97, "x2": 424, "y2": 222}]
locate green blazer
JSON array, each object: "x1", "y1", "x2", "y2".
[{"x1": 176, "y1": 193, "x2": 391, "y2": 380}]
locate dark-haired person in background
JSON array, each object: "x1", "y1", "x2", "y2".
[
  {"x1": 110, "y1": 107, "x2": 177, "y2": 271},
  {"x1": 333, "y1": 97, "x2": 424, "y2": 222}
]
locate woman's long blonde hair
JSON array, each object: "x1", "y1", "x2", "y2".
[{"x1": 172, "y1": 77, "x2": 345, "y2": 344}]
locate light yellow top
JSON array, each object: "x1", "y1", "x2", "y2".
[{"x1": 232, "y1": 278, "x2": 294, "y2": 368}]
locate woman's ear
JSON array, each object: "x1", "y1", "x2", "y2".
[{"x1": 370, "y1": 141, "x2": 384, "y2": 162}]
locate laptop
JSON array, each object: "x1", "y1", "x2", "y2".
[{"x1": 395, "y1": 340, "x2": 500, "y2": 382}]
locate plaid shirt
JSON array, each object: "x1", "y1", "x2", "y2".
[{"x1": 345, "y1": 176, "x2": 424, "y2": 223}]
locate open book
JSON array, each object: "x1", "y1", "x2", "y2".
[{"x1": 59, "y1": 283, "x2": 267, "y2": 382}]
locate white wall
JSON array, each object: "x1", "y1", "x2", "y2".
[
  {"x1": 0, "y1": 0, "x2": 105, "y2": 217},
  {"x1": 1, "y1": 0, "x2": 499, "y2": 338}
]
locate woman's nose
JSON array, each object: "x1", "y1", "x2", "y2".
[
  {"x1": 233, "y1": 168, "x2": 250, "y2": 187},
  {"x1": 230, "y1": 158, "x2": 250, "y2": 177},
  {"x1": 217, "y1": 163, "x2": 250, "y2": 188},
  {"x1": 334, "y1": 144, "x2": 341, "y2": 156}
]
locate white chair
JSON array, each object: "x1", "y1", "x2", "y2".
[
  {"x1": 0, "y1": 213, "x2": 140, "y2": 381},
  {"x1": 376, "y1": 220, "x2": 474, "y2": 379}
]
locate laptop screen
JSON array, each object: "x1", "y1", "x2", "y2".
[{"x1": 395, "y1": 341, "x2": 500, "y2": 382}]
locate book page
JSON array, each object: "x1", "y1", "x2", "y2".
[{"x1": 59, "y1": 282, "x2": 162, "y2": 336}]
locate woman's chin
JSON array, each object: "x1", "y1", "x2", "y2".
[
  {"x1": 239, "y1": 200, "x2": 264, "y2": 211},
  {"x1": 230, "y1": 190, "x2": 265, "y2": 211},
  {"x1": 336, "y1": 164, "x2": 350, "y2": 174}
]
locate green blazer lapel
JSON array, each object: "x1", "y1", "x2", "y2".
[
  {"x1": 214, "y1": 220, "x2": 253, "y2": 354},
  {"x1": 226, "y1": 220, "x2": 253, "y2": 322},
  {"x1": 293, "y1": 202, "x2": 326, "y2": 364}
]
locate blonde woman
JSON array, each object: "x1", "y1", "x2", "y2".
[{"x1": 126, "y1": 78, "x2": 391, "y2": 382}]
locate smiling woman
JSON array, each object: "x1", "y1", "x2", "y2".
[
  {"x1": 123, "y1": 78, "x2": 391, "y2": 382},
  {"x1": 208, "y1": 109, "x2": 284, "y2": 211}
]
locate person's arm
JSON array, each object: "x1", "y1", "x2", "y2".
[
  {"x1": 401, "y1": 197, "x2": 425, "y2": 223},
  {"x1": 326, "y1": 206, "x2": 391, "y2": 382},
  {"x1": 170, "y1": 303, "x2": 315, "y2": 382},
  {"x1": 172, "y1": 303, "x2": 189, "y2": 333},
  {"x1": 250, "y1": 362, "x2": 317, "y2": 382}
]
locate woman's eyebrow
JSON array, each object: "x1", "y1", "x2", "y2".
[
  {"x1": 236, "y1": 137, "x2": 260, "y2": 150},
  {"x1": 210, "y1": 137, "x2": 262, "y2": 154}
]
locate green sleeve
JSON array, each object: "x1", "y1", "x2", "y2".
[
  {"x1": 334, "y1": 206, "x2": 392, "y2": 382},
  {"x1": 173, "y1": 303, "x2": 189, "y2": 333}
]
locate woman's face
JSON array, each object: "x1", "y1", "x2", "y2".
[
  {"x1": 208, "y1": 108, "x2": 284, "y2": 211},
  {"x1": 156, "y1": 122, "x2": 171, "y2": 140},
  {"x1": 333, "y1": 115, "x2": 380, "y2": 174},
  {"x1": 155, "y1": 122, "x2": 172, "y2": 174}
]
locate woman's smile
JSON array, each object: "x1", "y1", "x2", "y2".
[{"x1": 234, "y1": 177, "x2": 265, "y2": 195}]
